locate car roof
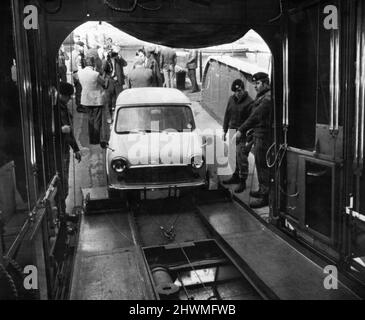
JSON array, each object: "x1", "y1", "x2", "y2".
[{"x1": 116, "y1": 88, "x2": 191, "y2": 107}]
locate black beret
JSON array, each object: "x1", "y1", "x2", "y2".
[
  {"x1": 59, "y1": 82, "x2": 74, "y2": 96},
  {"x1": 76, "y1": 41, "x2": 85, "y2": 46},
  {"x1": 252, "y1": 72, "x2": 269, "y2": 82},
  {"x1": 231, "y1": 79, "x2": 245, "y2": 92}
]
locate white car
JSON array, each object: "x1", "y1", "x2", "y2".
[{"x1": 106, "y1": 88, "x2": 208, "y2": 198}]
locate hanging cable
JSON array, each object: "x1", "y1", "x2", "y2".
[
  {"x1": 266, "y1": 139, "x2": 299, "y2": 198},
  {"x1": 178, "y1": 242, "x2": 212, "y2": 299},
  {"x1": 104, "y1": 0, "x2": 163, "y2": 12},
  {"x1": 266, "y1": 142, "x2": 286, "y2": 169},
  {"x1": 137, "y1": 0, "x2": 162, "y2": 11},
  {"x1": 177, "y1": 273, "x2": 192, "y2": 300},
  {"x1": 269, "y1": 0, "x2": 283, "y2": 23},
  {"x1": 104, "y1": 0, "x2": 138, "y2": 12},
  {"x1": 36, "y1": 0, "x2": 63, "y2": 14}
]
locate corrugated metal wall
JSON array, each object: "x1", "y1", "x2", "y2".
[{"x1": 201, "y1": 58, "x2": 260, "y2": 125}]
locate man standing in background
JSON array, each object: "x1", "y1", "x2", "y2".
[
  {"x1": 58, "y1": 45, "x2": 69, "y2": 83},
  {"x1": 146, "y1": 46, "x2": 162, "y2": 87},
  {"x1": 160, "y1": 46, "x2": 177, "y2": 88},
  {"x1": 128, "y1": 58, "x2": 153, "y2": 88},
  {"x1": 77, "y1": 56, "x2": 107, "y2": 145},
  {"x1": 70, "y1": 41, "x2": 85, "y2": 112},
  {"x1": 186, "y1": 49, "x2": 200, "y2": 93},
  {"x1": 110, "y1": 51, "x2": 127, "y2": 109},
  {"x1": 58, "y1": 82, "x2": 82, "y2": 212}
]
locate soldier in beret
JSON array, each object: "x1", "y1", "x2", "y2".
[
  {"x1": 222, "y1": 79, "x2": 254, "y2": 193},
  {"x1": 233, "y1": 72, "x2": 272, "y2": 208}
]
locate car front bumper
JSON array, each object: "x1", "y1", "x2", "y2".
[{"x1": 108, "y1": 180, "x2": 206, "y2": 191}]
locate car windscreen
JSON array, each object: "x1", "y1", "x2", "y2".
[{"x1": 115, "y1": 105, "x2": 196, "y2": 133}]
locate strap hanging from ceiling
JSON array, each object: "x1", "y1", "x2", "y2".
[
  {"x1": 104, "y1": 0, "x2": 162, "y2": 13},
  {"x1": 36, "y1": 0, "x2": 63, "y2": 14}
]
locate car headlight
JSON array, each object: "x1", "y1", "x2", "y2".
[
  {"x1": 191, "y1": 155, "x2": 205, "y2": 169},
  {"x1": 111, "y1": 158, "x2": 128, "y2": 174}
]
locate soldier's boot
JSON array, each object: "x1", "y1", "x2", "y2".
[{"x1": 234, "y1": 180, "x2": 246, "y2": 194}]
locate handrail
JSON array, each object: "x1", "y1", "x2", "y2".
[
  {"x1": 329, "y1": 33, "x2": 334, "y2": 132},
  {"x1": 329, "y1": 29, "x2": 340, "y2": 133},
  {"x1": 334, "y1": 29, "x2": 340, "y2": 132},
  {"x1": 355, "y1": 7, "x2": 365, "y2": 169},
  {"x1": 361, "y1": 24, "x2": 365, "y2": 168},
  {"x1": 355, "y1": 12, "x2": 361, "y2": 167},
  {"x1": 42, "y1": 174, "x2": 60, "y2": 204},
  {"x1": 283, "y1": 35, "x2": 289, "y2": 127},
  {"x1": 5, "y1": 174, "x2": 60, "y2": 260}
]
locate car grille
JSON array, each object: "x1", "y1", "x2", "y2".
[{"x1": 125, "y1": 166, "x2": 196, "y2": 184}]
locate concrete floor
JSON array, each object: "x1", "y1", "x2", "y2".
[{"x1": 65, "y1": 87, "x2": 269, "y2": 220}]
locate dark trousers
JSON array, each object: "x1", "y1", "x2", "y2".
[
  {"x1": 110, "y1": 79, "x2": 123, "y2": 112},
  {"x1": 73, "y1": 79, "x2": 82, "y2": 108},
  {"x1": 105, "y1": 79, "x2": 123, "y2": 118},
  {"x1": 253, "y1": 136, "x2": 270, "y2": 197},
  {"x1": 59, "y1": 65, "x2": 67, "y2": 83},
  {"x1": 87, "y1": 106, "x2": 103, "y2": 145},
  {"x1": 188, "y1": 69, "x2": 199, "y2": 91},
  {"x1": 60, "y1": 149, "x2": 70, "y2": 214},
  {"x1": 62, "y1": 149, "x2": 70, "y2": 198},
  {"x1": 237, "y1": 139, "x2": 253, "y2": 181}
]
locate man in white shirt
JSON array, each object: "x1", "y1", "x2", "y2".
[{"x1": 78, "y1": 56, "x2": 107, "y2": 145}]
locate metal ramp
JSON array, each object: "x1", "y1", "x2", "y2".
[
  {"x1": 69, "y1": 187, "x2": 156, "y2": 300},
  {"x1": 69, "y1": 188, "x2": 363, "y2": 300},
  {"x1": 197, "y1": 200, "x2": 361, "y2": 300}
]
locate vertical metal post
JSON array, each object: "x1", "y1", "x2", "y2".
[
  {"x1": 355, "y1": 0, "x2": 365, "y2": 172},
  {"x1": 329, "y1": 28, "x2": 340, "y2": 134},
  {"x1": 282, "y1": 33, "x2": 289, "y2": 131},
  {"x1": 199, "y1": 50, "x2": 203, "y2": 82},
  {"x1": 11, "y1": 0, "x2": 38, "y2": 209}
]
